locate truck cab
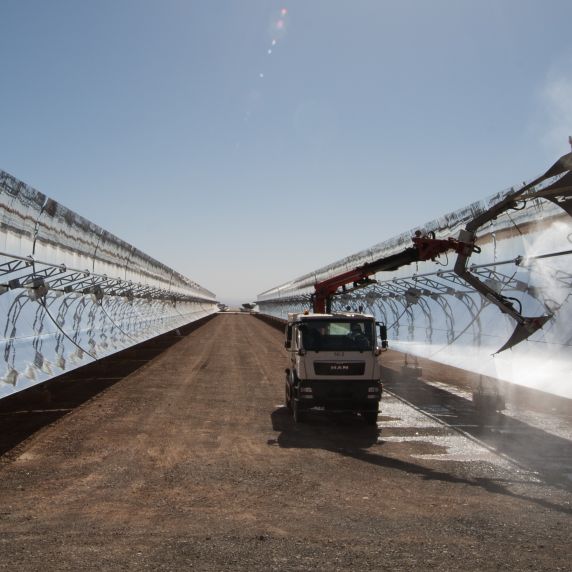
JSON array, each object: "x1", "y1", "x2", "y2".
[{"x1": 284, "y1": 312, "x2": 384, "y2": 424}]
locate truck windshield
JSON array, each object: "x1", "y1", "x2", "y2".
[{"x1": 300, "y1": 320, "x2": 374, "y2": 351}]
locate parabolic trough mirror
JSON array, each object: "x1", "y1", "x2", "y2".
[
  {"x1": 257, "y1": 152, "x2": 572, "y2": 399},
  {"x1": 0, "y1": 170, "x2": 218, "y2": 400}
]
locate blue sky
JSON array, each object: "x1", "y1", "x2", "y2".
[{"x1": 1, "y1": 1, "x2": 571, "y2": 303}]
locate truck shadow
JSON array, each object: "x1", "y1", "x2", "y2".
[
  {"x1": 269, "y1": 405, "x2": 380, "y2": 450},
  {"x1": 269, "y1": 406, "x2": 572, "y2": 516}
]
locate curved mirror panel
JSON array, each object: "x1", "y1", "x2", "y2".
[{"x1": 0, "y1": 170, "x2": 218, "y2": 399}]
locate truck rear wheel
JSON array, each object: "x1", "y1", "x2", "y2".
[
  {"x1": 292, "y1": 400, "x2": 305, "y2": 423},
  {"x1": 362, "y1": 411, "x2": 378, "y2": 425}
]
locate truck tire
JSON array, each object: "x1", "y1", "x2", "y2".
[
  {"x1": 362, "y1": 411, "x2": 378, "y2": 425},
  {"x1": 292, "y1": 400, "x2": 305, "y2": 423}
]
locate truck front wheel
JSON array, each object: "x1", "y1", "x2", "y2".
[{"x1": 285, "y1": 384, "x2": 292, "y2": 410}]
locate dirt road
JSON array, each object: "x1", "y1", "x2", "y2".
[{"x1": 0, "y1": 314, "x2": 570, "y2": 570}]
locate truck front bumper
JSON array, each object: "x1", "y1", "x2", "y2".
[{"x1": 296, "y1": 379, "x2": 382, "y2": 412}]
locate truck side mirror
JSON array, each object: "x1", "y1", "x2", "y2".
[{"x1": 285, "y1": 325, "x2": 293, "y2": 350}]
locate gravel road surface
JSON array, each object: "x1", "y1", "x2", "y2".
[{"x1": 0, "y1": 314, "x2": 570, "y2": 571}]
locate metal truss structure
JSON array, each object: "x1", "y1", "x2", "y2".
[{"x1": 0, "y1": 170, "x2": 218, "y2": 399}]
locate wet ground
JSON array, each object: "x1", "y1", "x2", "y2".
[{"x1": 381, "y1": 351, "x2": 572, "y2": 490}]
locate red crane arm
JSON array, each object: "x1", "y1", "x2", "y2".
[{"x1": 312, "y1": 233, "x2": 476, "y2": 313}]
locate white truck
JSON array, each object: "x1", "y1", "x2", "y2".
[{"x1": 284, "y1": 312, "x2": 386, "y2": 424}]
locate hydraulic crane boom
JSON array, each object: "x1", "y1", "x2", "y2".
[
  {"x1": 312, "y1": 151, "x2": 572, "y2": 352},
  {"x1": 312, "y1": 153, "x2": 572, "y2": 353},
  {"x1": 312, "y1": 233, "x2": 477, "y2": 314},
  {"x1": 311, "y1": 230, "x2": 546, "y2": 353}
]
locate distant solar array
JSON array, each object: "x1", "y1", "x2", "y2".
[
  {"x1": 257, "y1": 153, "x2": 572, "y2": 398},
  {"x1": 0, "y1": 170, "x2": 218, "y2": 399}
]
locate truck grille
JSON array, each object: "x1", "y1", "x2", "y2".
[{"x1": 314, "y1": 362, "x2": 365, "y2": 375}]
